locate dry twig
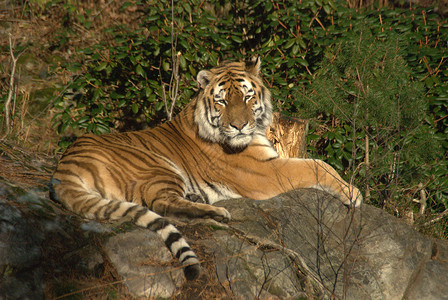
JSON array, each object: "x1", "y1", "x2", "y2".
[
  {"x1": 423, "y1": 209, "x2": 448, "y2": 227},
  {"x1": 159, "y1": 0, "x2": 181, "y2": 121},
  {"x1": 3, "y1": 33, "x2": 22, "y2": 137}
]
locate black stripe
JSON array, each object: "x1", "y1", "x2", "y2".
[
  {"x1": 103, "y1": 201, "x2": 123, "y2": 218},
  {"x1": 71, "y1": 141, "x2": 159, "y2": 172},
  {"x1": 150, "y1": 179, "x2": 183, "y2": 187},
  {"x1": 165, "y1": 121, "x2": 214, "y2": 168},
  {"x1": 132, "y1": 133, "x2": 152, "y2": 151},
  {"x1": 125, "y1": 180, "x2": 137, "y2": 201},
  {"x1": 176, "y1": 246, "x2": 193, "y2": 259},
  {"x1": 140, "y1": 131, "x2": 176, "y2": 156},
  {"x1": 53, "y1": 169, "x2": 84, "y2": 182},
  {"x1": 265, "y1": 156, "x2": 278, "y2": 162},
  {"x1": 80, "y1": 196, "x2": 102, "y2": 213},
  {"x1": 76, "y1": 161, "x2": 106, "y2": 196},
  {"x1": 105, "y1": 147, "x2": 159, "y2": 170},
  {"x1": 185, "y1": 176, "x2": 206, "y2": 203},
  {"x1": 147, "y1": 218, "x2": 170, "y2": 231},
  {"x1": 180, "y1": 255, "x2": 198, "y2": 263},
  {"x1": 261, "y1": 87, "x2": 266, "y2": 101},
  {"x1": 133, "y1": 208, "x2": 148, "y2": 223},
  {"x1": 59, "y1": 158, "x2": 106, "y2": 195},
  {"x1": 106, "y1": 165, "x2": 126, "y2": 185},
  {"x1": 165, "y1": 232, "x2": 182, "y2": 248},
  {"x1": 203, "y1": 179, "x2": 221, "y2": 194},
  {"x1": 122, "y1": 204, "x2": 139, "y2": 218}
]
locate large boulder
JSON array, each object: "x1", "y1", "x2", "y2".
[
  {"x1": 79, "y1": 189, "x2": 448, "y2": 299},
  {"x1": 216, "y1": 189, "x2": 448, "y2": 299}
]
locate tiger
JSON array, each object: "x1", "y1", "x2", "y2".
[{"x1": 50, "y1": 57, "x2": 362, "y2": 281}]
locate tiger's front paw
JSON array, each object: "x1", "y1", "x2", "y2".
[{"x1": 211, "y1": 207, "x2": 231, "y2": 223}]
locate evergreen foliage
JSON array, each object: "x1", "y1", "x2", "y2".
[
  {"x1": 303, "y1": 29, "x2": 425, "y2": 130},
  {"x1": 299, "y1": 28, "x2": 440, "y2": 208}
]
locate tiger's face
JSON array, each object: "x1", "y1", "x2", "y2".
[{"x1": 194, "y1": 57, "x2": 272, "y2": 150}]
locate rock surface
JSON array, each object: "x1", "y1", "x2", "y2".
[
  {"x1": 104, "y1": 230, "x2": 185, "y2": 298},
  {"x1": 1, "y1": 178, "x2": 448, "y2": 299},
  {"x1": 217, "y1": 190, "x2": 448, "y2": 299}
]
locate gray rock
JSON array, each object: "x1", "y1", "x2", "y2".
[
  {"x1": 201, "y1": 231, "x2": 306, "y2": 299},
  {"x1": 0, "y1": 200, "x2": 44, "y2": 299},
  {"x1": 103, "y1": 229, "x2": 185, "y2": 298},
  {"x1": 216, "y1": 189, "x2": 448, "y2": 299},
  {"x1": 0, "y1": 182, "x2": 103, "y2": 299}
]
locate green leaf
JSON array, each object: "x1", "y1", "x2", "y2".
[
  {"x1": 77, "y1": 116, "x2": 90, "y2": 124},
  {"x1": 179, "y1": 55, "x2": 187, "y2": 70},
  {"x1": 163, "y1": 61, "x2": 170, "y2": 72},
  {"x1": 182, "y1": 2, "x2": 192, "y2": 14},
  {"x1": 284, "y1": 39, "x2": 296, "y2": 49},
  {"x1": 156, "y1": 101, "x2": 164, "y2": 111},
  {"x1": 145, "y1": 87, "x2": 153, "y2": 98},
  {"x1": 132, "y1": 103, "x2": 139, "y2": 114},
  {"x1": 297, "y1": 58, "x2": 309, "y2": 67},
  {"x1": 231, "y1": 35, "x2": 242, "y2": 43},
  {"x1": 292, "y1": 45, "x2": 300, "y2": 56},
  {"x1": 96, "y1": 62, "x2": 108, "y2": 71},
  {"x1": 136, "y1": 64, "x2": 146, "y2": 77},
  {"x1": 146, "y1": 15, "x2": 159, "y2": 22},
  {"x1": 328, "y1": 0, "x2": 337, "y2": 10}
]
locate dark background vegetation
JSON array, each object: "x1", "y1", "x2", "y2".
[{"x1": 1, "y1": 0, "x2": 447, "y2": 239}]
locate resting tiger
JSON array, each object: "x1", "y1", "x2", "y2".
[{"x1": 50, "y1": 57, "x2": 362, "y2": 281}]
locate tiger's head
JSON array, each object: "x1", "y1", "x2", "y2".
[{"x1": 194, "y1": 57, "x2": 272, "y2": 151}]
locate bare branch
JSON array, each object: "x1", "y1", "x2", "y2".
[
  {"x1": 3, "y1": 33, "x2": 22, "y2": 138},
  {"x1": 423, "y1": 209, "x2": 448, "y2": 227},
  {"x1": 418, "y1": 183, "x2": 427, "y2": 216},
  {"x1": 160, "y1": 0, "x2": 181, "y2": 121},
  {"x1": 159, "y1": 61, "x2": 169, "y2": 118},
  {"x1": 169, "y1": 51, "x2": 181, "y2": 120}
]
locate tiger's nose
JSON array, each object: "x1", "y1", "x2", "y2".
[{"x1": 230, "y1": 121, "x2": 248, "y2": 131}]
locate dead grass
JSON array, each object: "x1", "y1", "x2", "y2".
[{"x1": 0, "y1": 141, "x2": 55, "y2": 188}]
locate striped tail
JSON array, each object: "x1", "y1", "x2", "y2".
[{"x1": 49, "y1": 178, "x2": 201, "y2": 280}]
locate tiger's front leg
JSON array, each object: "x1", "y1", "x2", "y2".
[
  {"x1": 242, "y1": 158, "x2": 363, "y2": 206},
  {"x1": 151, "y1": 193, "x2": 231, "y2": 222},
  {"x1": 271, "y1": 158, "x2": 363, "y2": 207}
]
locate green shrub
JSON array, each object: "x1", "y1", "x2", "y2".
[
  {"x1": 52, "y1": 0, "x2": 339, "y2": 134},
  {"x1": 298, "y1": 28, "x2": 444, "y2": 209}
]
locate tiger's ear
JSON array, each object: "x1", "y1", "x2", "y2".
[
  {"x1": 197, "y1": 70, "x2": 212, "y2": 89},
  {"x1": 245, "y1": 56, "x2": 261, "y2": 76}
]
